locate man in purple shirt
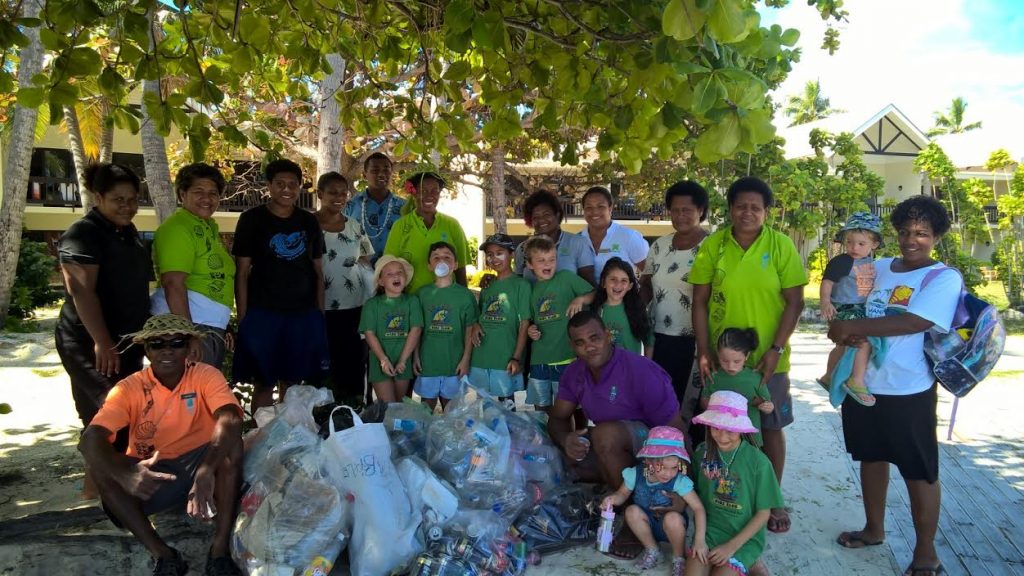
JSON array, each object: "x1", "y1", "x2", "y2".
[{"x1": 549, "y1": 310, "x2": 684, "y2": 483}]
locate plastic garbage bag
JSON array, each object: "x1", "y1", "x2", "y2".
[
  {"x1": 232, "y1": 431, "x2": 351, "y2": 575},
  {"x1": 385, "y1": 402, "x2": 434, "y2": 459},
  {"x1": 513, "y1": 485, "x2": 599, "y2": 555},
  {"x1": 324, "y1": 406, "x2": 420, "y2": 576},
  {"x1": 396, "y1": 456, "x2": 459, "y2": 543}
]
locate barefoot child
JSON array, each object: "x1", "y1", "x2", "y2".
[
  {"x1": 524, "y1": 235, "x2": 595, "y2": 412},
  {"x1": 359, "y1": 255, "x2": 422, "y2": 402},
  {"x1": 414, "y1": 242, "x2": 478, "y2": 411},
  {"x1": 700, "y1": 328, "x2": 774, "y2": 447},
  {"x1": 819, "y1": 212, "x2": 883, "y2": 406},
  {"x1": 470, "y1": 234, "x2": 531, "y2": 408},
  {"x1": 593, "y1": 257, "x2": 653, "y2": 357},
  {"x1": 602, "y1": 426, "x2": 708, "y2": 576},
  {"x1": 687, "y1": 391, "x2": 783, "y2": 576}
]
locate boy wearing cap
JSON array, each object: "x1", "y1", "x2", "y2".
[
  {"x1": 413, "y1": 242, "x2": 478, "y2": 410},
  {"x1": 819, "y1": 212, "x2": 884, "y2": 406},
  {"x1": 79, "y1": 314, "x2": 244, "y2": 576},
  {"x1": 470, "y1": 234, "x2": 532, "y2": 406}
]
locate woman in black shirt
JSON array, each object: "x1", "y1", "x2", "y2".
[{"x1": 56, "y1": 163, "x2": 151, "y2": 439}]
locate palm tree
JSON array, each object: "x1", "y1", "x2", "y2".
[
  {"x1": 783, "y1": 80, "x2": 843, "y2": 127},
  {"x1": 927, "y1": 97, "x2": 982, "y2": 137}
]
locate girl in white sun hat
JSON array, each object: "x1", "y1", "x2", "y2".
[{"x1": 687, "y1": 391, "x2": 784, "y2": 576}]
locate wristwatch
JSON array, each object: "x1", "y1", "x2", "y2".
[{"x1": 770, "y1": 344, "x2": 785, "y2": 354}]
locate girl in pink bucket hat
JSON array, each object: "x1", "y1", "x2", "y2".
[
  {"x1": 602, "y1": 426, "x2": 708, "y2": 576},
  {"x1": 688, "y1": 391, "x2": 784, "y2": 576}
]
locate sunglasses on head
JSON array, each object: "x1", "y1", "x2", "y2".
[{"x1": 144, "y1": 337, "x2": 190, "y2": 350}]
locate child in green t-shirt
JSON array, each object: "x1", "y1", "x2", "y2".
[
  {"x1": 700, "y1": 328, "x2": 775, "y2": 447},
  {"x1": 413, "y1": 242, "x2": 478, "y2": 411},
  {"x1": 592, "y1": 257, "x2": 653, "y2": 357},
  {"x1": 691, "y1": 390, "x2": 784, "y2": 575},
  {"x1": 469, "y1": 234, "x2": 531, "y2": 408},
  {"x1": 524, "y1": 236, "x2": 595, "y2": 412},
  {"x1": 359, "y1": 255, "x2": 423, "y2": 403}
]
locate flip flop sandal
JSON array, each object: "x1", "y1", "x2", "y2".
[
  {"x1": 836, "y1": 531, "x2": 884, "y2": 548},
  {"x1": 841, "y1": 379, "x2": 877, "y2": 407},
  {"x1": 904, "y1": 563, "x2": 945, "y2": 576}
]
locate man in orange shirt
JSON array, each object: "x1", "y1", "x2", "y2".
[{"x1": 79, "y1": 314, "x2": 243, "y2": 576}]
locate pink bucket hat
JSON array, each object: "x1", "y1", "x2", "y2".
[
  {"x1": 692, "y1": 391, "x2": 758, "y2": 434},
  {"x1": 637, "y1": 426, "x2": 690, "y2": 462}
]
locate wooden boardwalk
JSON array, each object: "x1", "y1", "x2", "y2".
[{"x1": 882, "y1": 437, "x2": 1024, "y2": 575}]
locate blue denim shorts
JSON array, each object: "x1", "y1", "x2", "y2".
[
  {"x1": 469, "y1": 367, "x2": 524, "y2": 397},
  {"x1": 526, "y1": 363, "x2": 568, "y2": 406},
  {"x1": 415, "y1": 375, "x2": 463, "y2": 400}
]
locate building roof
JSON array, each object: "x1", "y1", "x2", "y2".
[{"x1": 777, "y1": 103, "x2": 930, "y2": 160}]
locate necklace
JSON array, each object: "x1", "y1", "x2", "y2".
[
  {"x1": 702, "y1": 441, "x2": 742, "y2": 480},
  {"x1": 361, "y1": 192, "x2": 396, "y2": 240}
]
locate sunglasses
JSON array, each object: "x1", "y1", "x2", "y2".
[{"x1": 144, "y1": 337, "x2": 190, "y2": 350}]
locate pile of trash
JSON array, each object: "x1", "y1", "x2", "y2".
[{"x1": 231, "y1": 383, "x2": 600, "y2": 576}]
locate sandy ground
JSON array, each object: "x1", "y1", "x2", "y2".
[{"x1": 1, "y1": 320, "x2": 1022, "y2": 575}]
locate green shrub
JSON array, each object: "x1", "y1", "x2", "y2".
[{"x1": 9, "y1": 236, "x2": 60, "y2": 319}]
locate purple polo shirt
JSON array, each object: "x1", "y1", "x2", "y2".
[{"x1": 557, "y1": 347, "x2": 678, "y2": 427}]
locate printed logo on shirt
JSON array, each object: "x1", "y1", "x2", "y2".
[
  {"x1": 535, "y1": 295, "x2": 561, "y2": 323},
  {"x1": 208, "y1": 253, "x2": 224, "y2": 270},
  {"x1": 761, "y1": 252, "x2": 770, "y2": 269},
  {"x1": 611, "y1": 243, "x2": 620, "y2": 251},
  {"x1": 853, "y1": 262, "x2": 876, "y2": 297},
  {"x1": 193, "y1": 225, "x2": 205, "y2": 237},
  {"x1": 428, "y1": 306, "x2": 454, "y2": 333},
  {"x1": 181, "y1": 392, "x2": 196, "y2": 414},
  {"x1": 866, "y1": 285, "x2": 914, "y2": 318},
  {"x1": 269, "y1": 231, "x2": 307, "y2": 260},
  {"x1": 713, "y1": 475, "x2": 742, "y2": 511},
  {"x1": 481, "y1": 295, "x2": 507, "y2": 323},
  {"x1": 383, "y1": 313, "x2": 409, "y2": 338}
]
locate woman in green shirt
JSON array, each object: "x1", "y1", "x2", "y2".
[
  {"x1": 690, "y1": 177, "x2": 807, "y2": 534},
  {"x1": 151, "y1": 163, "x2": 235, "y2": 368}
]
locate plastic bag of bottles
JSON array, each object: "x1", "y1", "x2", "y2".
[
  {"x1": 242, "y1": 385, "x2": 334, "y2": 485},
  {"x1": 396, "y1": 456, "x2": 460, "y2": 544},
  {"x1": 513, "y1": 485, "x2": 600, "y2": 555},
  {"x1": 232, "y1": 423, "x2": 351, "y2": 575},
  {"x1": 385, "y1": 401, "x2": 434, "y2": 458}
]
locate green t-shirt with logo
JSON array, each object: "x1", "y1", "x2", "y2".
[
  {"x1": 472, "y1": 275, "x2": 532, "y2": 370},
  {"x1": 701, "y1": 368, "x2": 771, "y2": 446},
  {"x1": 383, "y1": 211, "x2": 469, "y2": 294},
  {"x1": 416, "y1": 283, "x2": 478, "y2": 377},
  {"x1": 598, "y1": 303, "x2": 651, "y2": 355},
  {"x1": 530, "y1": 270, "x2": 594, "y2": 365},
  {"x1": 693, "y1": 440, "x2": 784, "y2": 569},
  {"x1": 689, "y1": 226, "x2": 807, "y2": 373},
  {"x1": 359, "y1": 293, "x2": 424, "y2": 382},
  {"x1": 153, "y1": 208, "x2": 235, "y2": 308}
]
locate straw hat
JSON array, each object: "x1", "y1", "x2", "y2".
[
  {"x1": 373, "y1": 254, "x2": 414, "y2": 287},
  {"x1": 692, "y1": 390, "x2": 758, "y2": 434},
  {"x1": 125, "y1": 314, "x2": 205, "y2": 344},
  {"x1": 637, "y1": 426, "x2": 690, "y2": 461}
]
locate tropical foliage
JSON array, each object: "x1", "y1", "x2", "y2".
[
  {"x1": 927, "y1": 96, "x2": 982, "y2": 137},
  {"x1": 782, "y1": 79, "x2": 843, "y2": 127}
]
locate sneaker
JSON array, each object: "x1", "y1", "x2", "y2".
[
  {"x1": 205, "y1": 553, "x2": 243, "y2": 576},
  {"x1": 153, "y1": 550, "x2": 188, "y2": 576},
  {"x1": 671, "y1": 556, "x2": 685, "y2": 576},
  {"x1": 636, "y1": 547, "x2": 661, "y2": 570}
]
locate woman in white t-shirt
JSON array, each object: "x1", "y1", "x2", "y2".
[
  {"x1": 580, "y1": 186, "x2": 649, "y2": 278},
  {"x1": 640, "y1": 181, "x2": 709, "y2": 415},
  {"x1": 316, "y1": 172, "x2": 375, "y2": 405},
  {"x1": 827, "y1": 196, "x2": 959, "y2": 576}
]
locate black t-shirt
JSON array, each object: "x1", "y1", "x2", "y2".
[
  {"x1": 233, "y1": 204, "x2": 324, "y2": 312},
  {"x1": 822, "y1": 253, "x2": 855, "y2": 282},
  {"x1": 57, "y1": 209, "x2": 152, "y2": 341}
]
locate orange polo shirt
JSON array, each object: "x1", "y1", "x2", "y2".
[{"x1": 92, "y1": 363, "x2": 242, "y2": 459}]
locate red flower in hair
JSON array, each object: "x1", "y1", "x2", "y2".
[{"x1": 403, "y1": 180, "x2": 418, "y2": 196}]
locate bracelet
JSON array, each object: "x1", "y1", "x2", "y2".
[{"x1": 509, "y1": 357, "x2": 520, "y2": 363}]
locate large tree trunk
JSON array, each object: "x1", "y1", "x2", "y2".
[
  {"x1": 98, "y1": 99, "x2": 114, "y2": 164},
  {"x1": 0, "y1": 0, "x2": 45, "y2": 325},
  {"x1": 315, "y1": 53, "x2": 346, "y2": 178},
  {"x1": 140, "y1": 5, "x2": 175, "y2": 223},
  {"x1": 64, "y1": 105, "x2": 95, "y2": 211},
  {"x1": 490, "y1": 145, "x2": 507, "y2": 235}
]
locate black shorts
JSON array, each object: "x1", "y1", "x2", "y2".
[
  {"x1": 102, "y1": 444, "x2": 209, "y2": 527},
  {"x1": 841, "y1": 385, "x2": 938, "y2": 483}
]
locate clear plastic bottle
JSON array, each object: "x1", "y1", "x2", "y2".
[{"x1": 596, "y1": 504, "x2": 615, "y2": 553}]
